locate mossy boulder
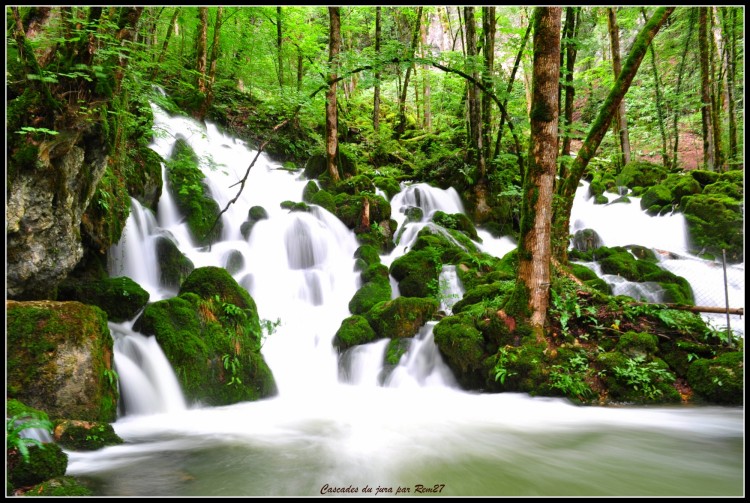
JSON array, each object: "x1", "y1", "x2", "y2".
[
  {"x1": 302, "y1": 180, "x2": 320, "y2": 203},
  {"x1": 689, "y1": 169, "x2": 720, "y2": 188},
  {"x1": 390, "y1": 249, "x2": 440, "y2": 298},
  {"x1": 349, "y1": 264, "x2": 392, "y2": 315},
  {"x1": 310, "y1": 189, "x2": 336, "y2": 213},
  {"x1": 52, "y1": 420, "x2": 123, "y2": 451},
  {"x1": 353, "y1": 245, "x2": 381, "y2": 268},
  {"x1": 22, "y1": 476, "x2": 93, "y2": 497},
  {"x1": 223, "y1": 249, "x2": 245, "y2": 275},
  {"x1": 572, "y1": 229, "x2": 603, "y2": 253},
  {"x1": 618, "y1": 161, "x2": 668, "y2": 189},
  {"x1": 616, "y1": 331, "x2": 659, "y2": 359},
  {"x1": 639, "y1": 184, "x2": 673, "y2": 215},
  {"x1": 687, "y1": 351, "x2": 743, "y2": 405},
  {"x1": 334, "y1": 174, "x2": 376, "y2": 195},
  {"x1": 7, "y1": 301, "x2": 118, "y2": 422},
  {"x1": 364, "y1": 297, "x2": 439, "y2": 340},
  {"x1": 333, "y1": 315, "x2": 379, "y2": 351},
  {"x1": 155, "y1": 235, "x2": 195, "y2": 290},
  {"x1": 451, "y1": 281, "x2": 514, "y2": 314},
  {"x1": 240, "y1": 205, "x2": 269, "y2": 240},
  {"x1": 432, "y1": 313, "x2": 487, "y2": 389},
  {"x1": 7, "y1": 443, "x2": 68, "y2": 489},
  {"x1": 165, "y1": 139, "x2": 222, "y2": 246},
  {"x1": 135, "y1": 267, "x2": 277, "y2": 406},
  {"x1": 56, "y1": 276, "x2": 149, "y2": 323},
  {"x1": 373, "y1": 176, "x2": 402, "y2": 200},
  {"x1": 680, "y1": 193, "x2": 743, "y2": 262},
  {"x1": 432, "y1": 211, "x2": 480, "y2": 241}
]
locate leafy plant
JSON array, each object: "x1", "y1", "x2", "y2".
[
  {"x1": 548, "y1": 351, "x2": 594, "y2": 399},
  {"x1": 493, "y1": 347, "x2": 518, "y2": 385},
  {"x1": 613, "y1": 355, "x2": 675, "y2": 401},
  {"x1": 6, "y1": 414, "x2": 54, "y2": 464},
  {"x1": 221, "y1": 353, "x2": 243, "y2": 387}
]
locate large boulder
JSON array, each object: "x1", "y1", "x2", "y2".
[
  {"x1": 6, "y1": 301, "x2": 119, "y2": 422},
  {"x1": 56, "y1": 276, "x2": 149, "y2": 322},
  {"x1": 135, "y1": 267, "x2": 277, "y2": 406}
]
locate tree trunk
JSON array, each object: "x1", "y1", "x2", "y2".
[
  {"x1": 396, "y1": 6, "x2": 423, "y2": 137},
  {"x1": 481, "y1": 7, "x2": 495, "y2": 163},
  {"x1": 721, "y1": 7, "x2": 738, "y2": 166},
  {"x1": 420, "y1": 13, "x2": 432, "y2": 132},
  {"x1": 698, "y1": 7, "x2": 715, "y2": 171},
  {"x1": 516, "y1": 6, "x2": 561, "y2": 340},
  {"x1": 708, "y1": 7, "x2": 724, "y2": 171},
  {"x1": 464, "y1": 6, "x2": 485, "y2": 179},
  {"x1": 553, "y1": 7, "x2": 675, "y2": 263},
  {"x1": 642, "y1": 8, "x2": 670, "y2": 168},
  {"x1": 671, "y1": 8, "x2": 697, "y2": 170},
  {"x1": 561, "y1": 7, "x2": 579, "y2": 157},
  {"x1": 152, "y1": 8, "x2": 181, "y2": 80},
  {"x1": 326, "y1": 7, "x2": 342, "y2": 183},
  {"x1": 198, "y1": 7, "x2": 222, "y2": 120},
  {"x1": 608, "y1": 8, "x2": 631, "y2": 168},
  {"x1": 277, "y1": 7, "x2": 283, "y2": 89},
  {"x1": 196, "y1": 7, "x2": 208, "y2": 94},
  {"x1": 373, "y1": 7, "x2": 381, "y2": 134}
]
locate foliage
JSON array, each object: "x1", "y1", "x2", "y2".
[
  {"x1": 612, "y1": 355, "x2": 675, "y2": 401},
  {"x1": 7, "y1": 413, "x2": 54, "y2": 464}
]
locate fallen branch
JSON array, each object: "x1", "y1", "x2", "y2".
[{"x1": 631, "y1": 302, "x2": 744, "y2": 316}]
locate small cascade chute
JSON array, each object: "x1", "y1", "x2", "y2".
[{"x1": 385, "y1": 323, "x2": 458, "y2": 389}]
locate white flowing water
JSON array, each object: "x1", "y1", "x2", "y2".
[{"x1": 65, "y1": 104, "x2": 743, "y2": 496}]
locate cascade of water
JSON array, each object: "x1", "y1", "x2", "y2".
[{"x1": 384, "y1": 322, "x2": 459, "y2": 388}]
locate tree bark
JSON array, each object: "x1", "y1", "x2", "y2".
[
  {"x1": 671, "y1": 8, "x2": 696, "y2": 170},
  {"x1": 708, "y1": 7, "x2": 724, "y2": 171},
  {"x1": 196, "y1": 7, "x2": 208, "y2": 94},
  {"x1": 464, "y1": 6, "x2": 485, "y2": 179},
  {"x1": 420, "y1": 13, "x2": 432, "y2": 132},
  {"x1": 277, "y1": 7, "x2": 283, "y2": 89},
  {"x1": 560, "y1": 7, "x2": 579, "y2": 157},
  {"x1": 608, "y1": 8, "x2": 631, "y2": 168},
  {"x1": 198, "y1": 7, "x2": 223, "y2": 120},
  {"x1": 698, "y1": 7, "x2": 715, "y2": 171},
  {"x1": 516, "y1": 6, "x2": 561, "y2": 339},
  {"x1": 642, "y1": 8, "x2": 670, "y2": 168},
  {"x1": 396, "y1": 7, "x2": 423, "y2": 137},
  {"x1": 553, "y1": 7, "x2": 675, "y2": 263},
  {"x1": 373, "y1": 6, "x2": 382, "y2": 134},
  {"x1": 481, "y1": 7, "x2": 495, "y2": 163},
  {"x1": 326, "y1": 7, "x2": 342, "y2": 183},
  {"x1": 721, "y1": 7, "x2": 738, "y2": 166},
  {"x1": 152, "y1": 8, "x2": 181, "y2": 80}
]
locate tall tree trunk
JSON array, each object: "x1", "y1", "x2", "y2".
[
  {"x1": 277, "y1": 7, "x2": 283, "y2": 89},
  {"x1": 373, "y1": 7, "x2": 381, "y2": 134},
  {"x1": 297, "y1": 46, "x2": 303, "y2": 93},
  {"x1": 607, "y1": 8, "x2": 631, "y2": 168},
  {"x1": 464, "y1": 6, "x2": 485, "y2": 180},
  {"x1": 560, "y1": 7, "x2": 579, "y2": 157},
  {"x1": 671, "y1": 8, "x2": 697, "y2": 170},
  {"x1": 481, "y1": 7, "x2": 495, "y2": 163},
  {"x1": 553, "y1": 7, "x2": 675, "y2": 263},
  {"x1": 198, "y1": 6, "x2": 222, "y2": 121},
  {"x1": 708, "y1": 8, "x2": 724, "y2": 171},
  {"x1": 396, "y1": 6, "x2": 423, "y2": 137},
  {"x1": 722, "y1": 7, "x2": 738, "y2": 166},
  {"x1": 326, "y1": 7, "x2": 342, "y2": 183},
  {"x1": 641, "y1": 8, "x2": 670, "y2": 168},
  {"x1": 493, "y1": 14, "x2": 533, "y2": 165},
  {"x1": 698, "y1": 7, "x2": 715, "y2": 171},
  {"x1": 195, "y1": 7, "x2": 208, "y2": 94},
  {"x1": 152, "y1": 8, "x2": 181, "y2": 80},
  {"x1": 515, "y1": 6, "x2": 561, "y2": 340},
  {"x1": 420, "y1": 13, "x2": 432, "y2": 132}
]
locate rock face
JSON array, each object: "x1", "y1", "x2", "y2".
[
  {"x1": 6, "y1": 300, "x2": 119, "y2": 422},
  {"x1": 6, "y1": 133, "x2": 109, "y2": 300}
]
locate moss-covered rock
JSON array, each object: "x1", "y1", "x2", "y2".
[
  {"x1": 155, "y1": 235, "x2": 195, "y2": 290},
  {"x1": 616, "y1": 331, "x2": 659, "y2": 359},
  {"x1": 240, "y1": 205, "x2": 269, "y2": 240},
  {"x1": 135, "y1": 267, "x2": 276, "y2": 406},
  {"x1": 689, "y1": 169, "x2": 720, "y2": 188},
  {"x1": 333, "y1": 315, "x2": 378, "y2": 351},
  {"x1": 353, "y1": 245, "x2": 381, "y2": 268},
  {"x1": 364, "y1": 297, "x2": 439, "y2": 340},
  {"x1": 56, "y1": 276, "x2": 149, "y2": 322},
  {"x1": 596, "y1": 352, "x2": 678, "y2": 404},
  {"x1": 390, "y1": 249, "x2": 440, "y2": 298},
  {"x1": 687, "y1": 352, "x2": 743, "y2": 405},
  {"x1": 7, "y1": 301, "x2": 118, "y2": 422},
  {"x1": 572, "y1": 229, "x2": 603, "y2": 253},
  {"x1": 619, "y1": 160, "x2": 668, "y2": 189},
  {"x1": 165, "y1": 139, "x2": 223, "y2": 246},
  {"x1": 23, "y1": 476, "x2": 93, "y2": 497},
  {"x1": 639, "y1": 184, "x2": 673, "y2": 215},
  {"x1": 302, "y1": 180, "x2": 320, "y2": 203},
  {"x1": 432, "y1": 211, "x2": 480, "y2": 241},
  {"x1": 7, "y1": 443, "x2": 68, "y2": 489},
  {"x1": 452, "y1": 281, "x2": 514, "y2": 314},
  {"x1": 310, "y1": 189, "x2": 336, "y2": 214},
  {"x1": 52, "y1": 420, "x2": 123, "y2": 451},
  {"x1": 433, "y1": 313, "x2": 486, "y2": 389},
  {"x1": 349, "y1": 264, "x2": 392, "y2": 315},
  {"x1": 680, "y1": 193, "x2": 743, "y2": 263},
  {"x1": 373, "y1": 176, "x2": 401, "y2": 200}
]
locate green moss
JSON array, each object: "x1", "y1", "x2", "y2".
[
  {"x1": 619, "y1": 161, "x2": 668, "y2": 189},
  {"x1": 310, "y1": 189, "x2": 336, "y2": 213},
  {"x1": 333, "y1": 315, "x2": 378, "y2": 351},
  {"x1": 52, "y1": 420, "x2": 123, "y2": 451},
  {"x1": 373, "y1": 176, "x2": 401, "y2": 200},
  {"x1": 56, "y1": 276, "x2": 149, "y2": 322},
  {"x1": 689, "y1": 169, "x2": 720, "y2": 188},
  {"x1": 165, "y1": 139, "x2": 223, "y2": 246},
  {"x1": 390, "y1": 249, "x2": 440, "y2": 298},
  {"x1": 334, "y1": 174, "x2": 375, "y2": 195},
  {"x1": 24, "y1": 476, "x2": 93, "y2": 496},
  {"x1": 348, "y1": 273, "x2": 392, "y2": 315},
  {"x1": 155, "y1": 236, "x2": 195, "y2": 289},
  {"x1": 639, "y1": 184, "x2": 673, "y2": 213},
  {"x1": 680, "y1": 194, "x2": 743, "y2": 262},
  {"x1": 302, "y1": 180, "x2": 320, "y2": 203},
  {"x1": 433, "y1": 313, "x2": 486, "y2": 388},
  {"x1": 432, "y1": 211, "x2": 480, "y2": 241},
  {"x1": 687, "y1": 352, "x2": 744, "y2": 405},
  {"x1": 452, "y1": 281, "x2": 513, "y2": 314},
  {"x1": 354, "y1": 245, "x2": 382, "y2": 268},
  {"x1": 385, "y1": 338, "x2": 410, "y2": 366},
  {"x1": 616, "y1": 331, "x2": 659, "y2": 358},
  {"x1": 8, "y1": 444, "x2": 67, "y2": 489},
  {"x1": 364, "y1": 297, "x2": 438, "y2": 340}
]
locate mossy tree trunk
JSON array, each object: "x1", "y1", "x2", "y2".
[
  {"x1": 552, "y1": 7, "x2": 675, "y2": 264},
  {"x1": 396, "y1": 7, "x2": 423, "y2": 138},
  {"x1": 152, "y1": 8, "x2": 181, "y2": 80},
  {"x1": 560, "y1": 7, "x2": 580, "y2": 158},
  {"x1": 698, "y1": 7, "x2": 715, "y2": 171},
  {"x1": 514, "y1": 6, "x2": 561, "y2": 340},
  {"x1": 721, "y1": 7, "x2": 739, "y2": 166},
  {"x1": 671, "y1": 8, "x2": 697, "y2": 170},
  {"x1": 197, "y1": 6, "x2": 223, "y2": 121},
  {"x1": 195, "y1": 7, "x2": 208, "y2": 95},
  {"x1": 373, "y1": 6, "x2": 381, "y2": 134},
  {"x1": 708, "y1": 7, "x2": 724, "y2": 171},
  {"x1": 326, "y1": 7, "x2": 342, "y2": 183},
  {"x1": 481, "y1": 6, "x2": 495, "y2": 162},
  {"x1": 642, "y1": 8, "x2": 670, "y2": 168}
]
